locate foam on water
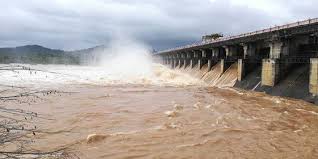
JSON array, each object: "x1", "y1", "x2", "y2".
[
  {"x1": 0, "y1": 64, "x2": 204, "y2": 89},
  {"x1": 0, "y1": 38, "x2": 205, "y2": 89}
]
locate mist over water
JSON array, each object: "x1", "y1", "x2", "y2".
[
  {"x1": 0, "y1": 39, "x2": 203, "y2": 88},
  {"x1": 98, "y1": 38, "x2": 153, "y2": 77}
]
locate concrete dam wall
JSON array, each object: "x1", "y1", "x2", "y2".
[
  {"x1": 170, "y1": 61, "x2": 314, "y2": 103},
  {"x1": 175, "y1": 62, "x2": 238, "y2": 88},
  {"x1": 154, "y1": 18, "x2": 318, "y2": 104}
]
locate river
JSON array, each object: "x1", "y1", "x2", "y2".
[{"x1": 0, "y1": 64, "x2": 318, "y2": 159}]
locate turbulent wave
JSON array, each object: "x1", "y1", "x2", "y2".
[{"x1": 0, "y1": 64, "x2": 204, "y2": 88}]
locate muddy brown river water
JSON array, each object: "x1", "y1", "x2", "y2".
[{"x1": 1, "y1": 64, "x2": 318, "y2": 159}]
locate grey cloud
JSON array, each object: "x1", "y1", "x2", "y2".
[{"x1": 0, "y1": 0, "x2": 316, "y2": 51}]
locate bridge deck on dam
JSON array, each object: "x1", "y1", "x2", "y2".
[
  {"x1": 156, "y1": 18, "x2": 318, "y2": 54},
  {"x1": 155, "y1": 18, "x2": 318, "y2": 104}
]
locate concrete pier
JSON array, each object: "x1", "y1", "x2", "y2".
[
  {"x1": 212, "y1": 48, "x2": 219, "y2": 58},
  {"x1": 184, "y1": 59, "x2": 189, "y2": 69},
  {"x1": 198, "y1": 59, "x2": 203, "y2": 69},
  {"x1": 207, "y1": 59, "x2": 213, "y2": 71},
  {"x1": 172, "y1": 59, "x2": 176, "y2": 68},
  {"x1": 190, "y1": 60, "x2": 193, "y2": 68},
  {"x1": 192, "y1": 51, "x2": 199, "y2": 68},
  {"x1": 220, "y1": 59, "x2": 231, "y2": 73},
  {"x1": 224, "y1": 46, "x2": 236, "y2": 57},
  {"x1": 270, "y1": 41, "x2": 285, "y2": 59},
  {"x1": 242, "y1": 43, "x2": 256, "y2": 59},
  {"x1": 310, "y1": 58, "x2": 318, "y2": 95},
  {"x1": 179, "y1": 59, "x2": 184, "y2": 68},
  {"x1": 237, "y1": 58, "x2": 259, "y2": 82},
  {"x1": 261, "y1": 59, "x2": 280, "y2": 86},
  {"x1": 237, "y1": 59, "x2": 245, "y2": 81},
  {"x1": 198, "y1": 50, "x2": 204, "y2": 69}
]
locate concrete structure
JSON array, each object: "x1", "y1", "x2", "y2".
[
  {"x1": 237, "y1": 59, "x2": 246, "y2": 81},
  {"x1": 261, "y1": 59, "x2": 280, "y2": 86},
  {"x1": 310, "y1": 58, "x2": 318, "y2": 95},
  {"x1": 156, "y1": 18, "x2": 318, "y2": 100}
]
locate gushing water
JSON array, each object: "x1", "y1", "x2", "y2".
[
  {"x1": 0, "y1": 40, "x2": 205, "y2": 88},
  {"x1": 0, "y1": 64, "x2": 205, "y2": 89},
  {"x1": 1, "y1": 41, "x2": 318, "y2": 159}
]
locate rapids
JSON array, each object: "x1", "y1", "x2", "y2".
[{"x1": 0, "y1": 64, "x2": 318, "y2": 159}]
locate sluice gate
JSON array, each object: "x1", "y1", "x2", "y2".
[{"x1": 154, "y1": 18, "x2": 318, "y2": 104}]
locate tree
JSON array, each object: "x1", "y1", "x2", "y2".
[{"x1": 202, "y1": 33, "x2": 224, "y2": 42}]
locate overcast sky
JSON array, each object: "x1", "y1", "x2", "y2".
[{"x1": 0, "y1": 0, "x2": 317, "y2": 51}]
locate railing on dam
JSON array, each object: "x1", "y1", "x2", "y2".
[{"x1": 156, "y1": 18, "x2": 318, "y2": 54}]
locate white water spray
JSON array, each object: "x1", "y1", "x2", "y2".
[
  {"x1": 0, "y1": 38, "x2": 204, "y2": 88},
  {"x1": 97, "y1": 37, "x2": 153, "y2": 79}
]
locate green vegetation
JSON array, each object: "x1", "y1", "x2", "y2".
[
  {"x1": 0, "y1": 45, "x2": 85, "y2": 65},
  {"x1": 202, "y1": 33, "x2": 224, "y2": 42}
]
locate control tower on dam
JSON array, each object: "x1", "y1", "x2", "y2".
[{"x1": 154, "y1": 18, "x2": 318, "y2": 104}]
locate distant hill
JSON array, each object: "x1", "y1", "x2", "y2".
[
  {"x1": 68, "y1": 45, "x2": 108, "y2": 65},
  {"x1": 0, "y1": 45, "x2": 107, "y2": 65}
]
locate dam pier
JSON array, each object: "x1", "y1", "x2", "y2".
[{"x1": 155, "y1": 18, "x2": 318, "y2": 103}]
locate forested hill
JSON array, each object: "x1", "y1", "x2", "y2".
[{"x1": 0, "y1": 45, "x2": 106, "y2": 65}]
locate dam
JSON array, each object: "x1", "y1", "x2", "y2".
[
  {"x1": 154, "y1": 18, "x2": 318, "y2": 104},
  {"x1": 2, "y1": 24, "x2": 318, "y2": 158}
]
